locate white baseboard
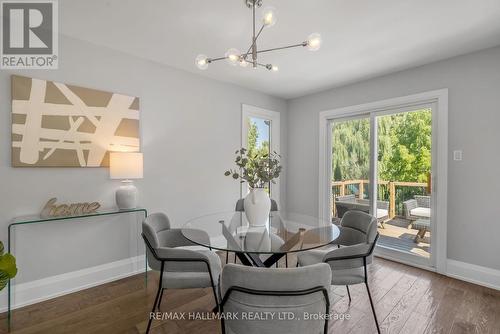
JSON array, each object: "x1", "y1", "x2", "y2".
[
  {"x1": 446, "y1": 259, "x2": 500, "y2": 291},
  {"x1": 374, "y1": 249, "x2": 500, "y2": 291},
  {"x1": 374, "y1": 248, "x2": 436, "y2": 273},
  {"x1": 0, "y1": 255, "x2": 146, "y2": 313}
]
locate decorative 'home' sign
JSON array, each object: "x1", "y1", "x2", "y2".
[
  {"x1": 11, "y1": 75, "x2": 141, "y2": 167},
  {"x1": 41, "y1": 198, "x2": 101, "y2": 218}
]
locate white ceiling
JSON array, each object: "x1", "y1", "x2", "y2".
[{"x1": 60, "y1": 0, "x2": 500, "y2": 99}]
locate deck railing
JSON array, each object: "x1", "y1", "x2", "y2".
[{"x1": 332, "y1": 179, "x2": 430, "y2": 218}]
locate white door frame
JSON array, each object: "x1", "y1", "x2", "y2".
[
  {"x1": 318, "y1": 89, "x2": 448, "y2": 274},
  {"x1": 241, "y1": 104, "x2": 281, "y2": 206}
]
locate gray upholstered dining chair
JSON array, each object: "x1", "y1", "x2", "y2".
[
  {"x1": 220, "y1": 263, "x2": 332, "y2": 334},
  {"x1": 297, "y1": 210, "x2": 380, "y2": 334},
  {"x1": 142, "y1": 213, "x2": 222, "y2": 333}
]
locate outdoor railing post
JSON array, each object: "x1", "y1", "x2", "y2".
[{"x1": 389, "y1": 181, "x2": 396, "y2": 218}]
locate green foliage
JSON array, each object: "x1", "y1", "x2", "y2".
[
  {"x1": 332, "y1": 110, "x2": 431, "y2": 182},
  {"x1": 225, "y1": 148, "x2": 282, "y2": 189},
  {"x1": 332, "y1": 118, "x2": 370, "y2": 181},
  {"x1": 0, "y1": 241, "x2": 17, "y2": 291},
  {"x1": 247, "y1": 121, "x2": 270, "y2": 158}
]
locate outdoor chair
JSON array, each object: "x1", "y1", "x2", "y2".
[
  {"x1": 335, "y1": 194, "x2": 390, "y2": 227},
  {"x1": 403, "y1": 195, "x2": 431, "y2": 228}
]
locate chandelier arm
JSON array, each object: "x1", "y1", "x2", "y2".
[
  {"x1": 254, "y1": 42, "x2": 307, "y2": 55},
  {"x1": 252, "y1": 2, "x2": 257, "y2": 68},
  {"x1": 207, "y1": 41, "x2": 306, "y2": 65},
  {"x1": 207, "y1": 56, "x2": 226, "y2": 62},
  {"x1": 243, "y1": 25, "x2": 265, "y2": 60}
]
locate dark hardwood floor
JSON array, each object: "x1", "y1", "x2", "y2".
[{"x1": 1, "y1": 255, "x2": 499, "y2": 334}]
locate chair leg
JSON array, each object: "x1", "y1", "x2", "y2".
[
  {"x1": 285, "y1": 254, "x2": 288, "y2": 268},
  {"x1": 157, "y1": 288, "x2": 165, "y2": 310},
  {"x1": 234, "y1": 253, "x2": 237, "y2": 263},
  {"x1": 146, "y1": 275, "x2": 164, "y2": 333},
  {"x1": 225, "y1": 251, "x2": 229, "y2": 264},
  {"x1": 346, "y1": 285, "x2": 351, "y2": 302},
  {"x1": 365, "y1": 282, "x2": 380, "y2": 334}
]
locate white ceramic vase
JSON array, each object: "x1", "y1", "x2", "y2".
[{"x1": 243, "y1": 188, "x2": 271, "y2": 226}]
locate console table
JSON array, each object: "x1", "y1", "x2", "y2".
[{"x1": 6, "y1": 208, "x2": 147, "y2": 331}]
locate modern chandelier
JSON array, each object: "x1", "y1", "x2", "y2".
[{"x1": 195, "y1": 0, "x2": 322, "y2": 72}]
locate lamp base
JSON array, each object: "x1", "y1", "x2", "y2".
[{"x1": 116, "y1": 180, "x2": 138, "y2": 209}]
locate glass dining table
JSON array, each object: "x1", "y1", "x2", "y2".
[{"x1": 181, "y1": 211, "x2": 340, "y2": 267}]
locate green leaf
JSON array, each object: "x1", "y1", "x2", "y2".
[
  {"x1": 0, "y1": 271, "x2": 9, "y2": 291},
  {"x1": 224, "y1": 171, "x2": 231, "y2": 176},
  {"x1": 0, "y1": 253, "x2": 17, "y2": 278},
  {"x1": 0, "y1": 242, "x2": 3, "y2": 257}
]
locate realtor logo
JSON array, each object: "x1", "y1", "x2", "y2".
[{"x1": 1, "y1": 0, "x2": 58, "y2": 69}]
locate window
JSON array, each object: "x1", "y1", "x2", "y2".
[{"x1": 241, "y1": 104, "x2": 280, "y2": 204}]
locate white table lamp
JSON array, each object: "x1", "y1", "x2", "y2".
[{"x1": 110, "y1": 152, "x2": 143, "y2": 209}]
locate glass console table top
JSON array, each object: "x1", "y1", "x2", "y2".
[
  {"x1": 9, "y1": 207, "x2": 147, "y2": 226},
  {"x1": 182, "y1": 211, "x2": 340, "y2": 254}
]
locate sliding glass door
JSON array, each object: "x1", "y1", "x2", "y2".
[{"x1": 330, "y1": 103, "x2": 435, "y2": 267}]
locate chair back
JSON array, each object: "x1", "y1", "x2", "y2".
[
  {"x1": 334, "y1": 195, "x2": 358, "y2": 218},
  {"x1": 415, "y1": 195, "x2": 431, "y2": 208},
  {"x1": 220, "y1": 263, "x2": 331, "y2": 334},
  {"x1": 325, "y1": 211, "x2": 378, "y2": 272},
  {"x1": 335, "y1": 194, "x2": 356, "y2": 202},
  {"x1": 142, "y1": 213, "x2": 210, "y2": 272},
  {"x1": 341, "y1": 210, "x2": 378, "y2": 244},
  {"x1": 142, "y1": 213, "x2": 171, "y2": 271},
  {"x1": 235, "y1": 198, "x2": 279, "y2": 212}
]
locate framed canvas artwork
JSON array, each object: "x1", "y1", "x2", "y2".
[{"x1": 11, "y1": 75, "x2": 140, "y2": 167}]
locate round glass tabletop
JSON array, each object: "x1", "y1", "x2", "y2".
[{"x1": 181, "y1": 211, "x2": 340, "y2": 255}]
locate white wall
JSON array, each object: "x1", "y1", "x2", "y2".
[
  {"x1": 286, "y1": 46, "x2": 500, "y2": 272},
  {"x1": 0, "y1": 35, "x2": 286, "y2": 307}
]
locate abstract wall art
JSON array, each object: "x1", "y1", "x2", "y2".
[{"x1": 11, "y1": 75, "x2": 140, "y2": 167}]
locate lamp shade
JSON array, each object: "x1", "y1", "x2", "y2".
[{"x1": 109, "y1": 152, "x2": 143, "y2": 179}]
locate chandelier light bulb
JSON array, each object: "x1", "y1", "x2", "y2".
[
  {"x1": 225, "y1": 48, "x2": 241, "y2": 66},
  {"x1": 239, "y1": 58, "x2": 249, "y2": 67},
  {"x1": 195, "y1": 54, "x2": 209, "y2": 70},
  {"x1": 272, "y1": 65, "x2": 279, "y2": 72},
  {"x1": 261, "y1": 7, "x2": 277, "y2": 27},
  {"x1": 306, "y1": 33, "x2": 322, "y2": 51}
]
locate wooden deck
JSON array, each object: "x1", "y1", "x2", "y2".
[{"x1": 378, "y1": 217, "x2": 430, "y2": 258}]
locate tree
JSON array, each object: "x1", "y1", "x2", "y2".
[
  {"x1": 247, "y1": 119, "x2": 270, "y2": 158},
  {"x1": 247, "y1": 121, "x2": 258, "y2": 157},
  {"x1": 332, "y1": 109, "x2": 431, "y2": 183}
]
